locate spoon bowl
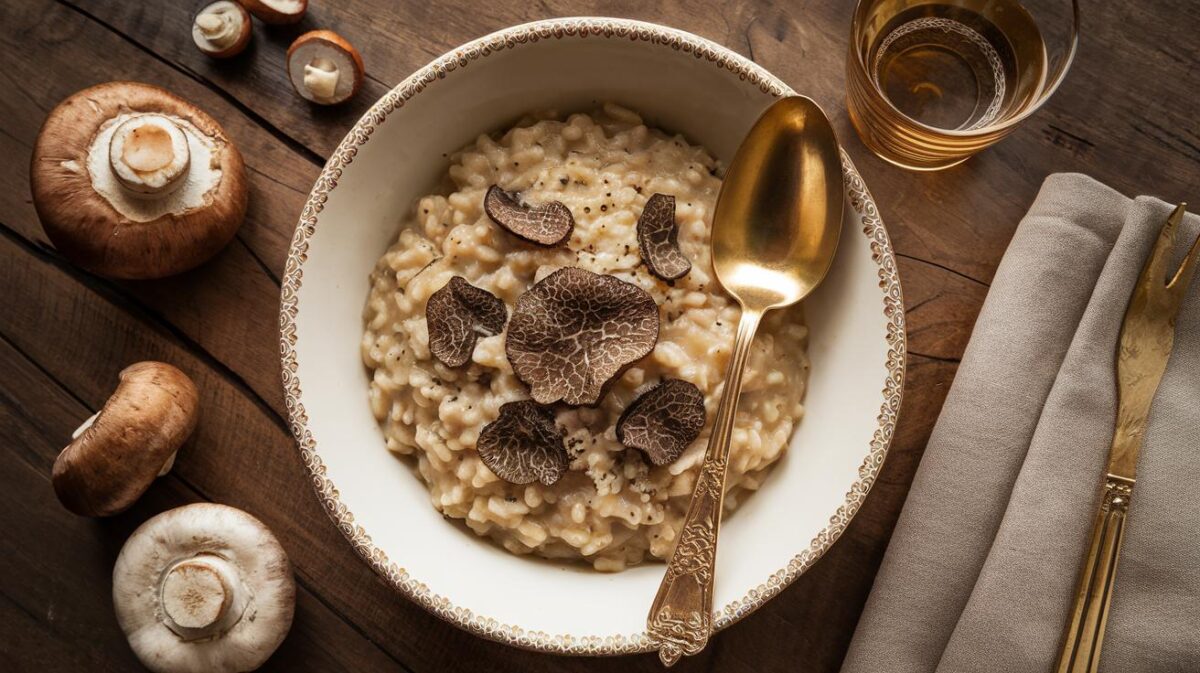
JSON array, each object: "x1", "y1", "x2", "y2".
[
  {"x1": 647, "y1": 95, "x2": 845, "y2": 665},
  {"x1": 712, "y1": 96, "x2": 845, "y2": 309}
]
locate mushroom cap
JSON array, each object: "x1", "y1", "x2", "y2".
[
  {"x1": 191, "y1": 1, "x2": 252, "y2": 59},
  {"x1": 286, "y1": 30, "x2": 365, "y2": 105},
  {"x1": 426, "y1": 276, "x2": 508, "y2": 367},
  {"x1": 30, "y1": 81, "x2": 248, "y2": 279},
  {"x1": 483, "y1": 185, "x2": 575, "y2": 246},
  {"x1": 114, "y1": 503, "x2": 295, "y2": 673},
  {"x1": 52, "y1": 361, "x2": 198, "y2": 517},
  {"x1": 506, "y1": 267, "x2": 660, "y2": 406},
  {"x1": 636, "y1": 193, "x2": 691, "y2": 280},
  {"x1": 476, "y1": 401, "x2": 569, "y2": 485},
  {"x1": 616, "y1": 378, "x2": 706, "y2": 466},
  {"x1": 241, "y1": 0, "x2": 308, "y2": 24}
]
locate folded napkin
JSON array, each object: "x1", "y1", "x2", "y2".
[{"x1": 842, "y1": 173, "x2": 1200, "y2": 673}]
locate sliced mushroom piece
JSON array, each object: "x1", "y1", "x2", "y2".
[
  {"x1": 240, "y1": 0, "x2": 307, "y2": 24},
  {"x1": 30, "y1": 82, "x2": 248, "y2": 279},
  {"x1": 617, "y1": 379, "x2": 706, "y2": 466},
  {"x1": 52, "y1": 362, "x2": 199, "y2": 517},
  {"x1": 426, "y1": 276, "x2": 508, "y2": 367},
  {"x1": 484, "y1": 185, "x2": 575, "y2": 246},
  {"x1": 637, "y1": 193, "x2": 691, "y2": 280},
  {"x1": 192, "y1": 1, "x2": 252, "y2": 58},
  {"x1": 506, "y1": 267, "x2": 659, "y2": 406},
  {"x1": 477, "y1": 401, "x2": 569, "y2": 485},
  {"x1": 287, "y1": 31, "x2": 364, "y2": 105},
  {"x1": 113, "y1": 503, "x2": 295, "y2": 673}
]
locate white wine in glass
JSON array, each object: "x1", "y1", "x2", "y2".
[{"x1": 847, "y1": 0, "x2": 1079, "y2": 171}]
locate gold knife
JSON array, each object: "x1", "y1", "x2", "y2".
[{"x1": 1055, "y1": 203, "x2": 1200, "y2": 673}]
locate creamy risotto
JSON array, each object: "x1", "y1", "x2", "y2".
[{"x1": 362, "y1": 105, "x2": 809, "y2": 571}]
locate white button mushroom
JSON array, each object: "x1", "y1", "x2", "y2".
[
  {"x1": 52, "y1": 362, "x2": 199, "y2": 517},
  {"x1": 30, "y1": 82, "x2": 248, "y2": 279},
  {"x1": 114, "y1": 503, "x2": 296, "y2": 673},
  {"x1": 287, "y1": 30, "x2": 365, "y2": 105},
  {"x1": 192, "y1": 1, "x2": 252, "y2": 59},
  {"x1": 241, "y1": 0, "x2": 308, "y2": 25}
]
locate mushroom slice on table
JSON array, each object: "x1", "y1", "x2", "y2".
[
  {"x1": 287, "y1": 31, "x2": 365, "y2": 105},
  {"x1": 114, "y1": 503, "x2": 295, "y2": 673},
  {"x1": 30, "y1": 81, "x2": 248, "y2": 279},
  {"x1": 241, "y1": 0, "x2": 307, "y2": 24},
  {"x1": 191, "y1": 1, "x2": 252, "y2": 58},
  {"x1": 52, "y1": 362, "x2": 199, "y2": 517}
]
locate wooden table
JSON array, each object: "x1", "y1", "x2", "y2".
[{"x1": 3, "y1": 1, "x2": 1196, "y2": 671}]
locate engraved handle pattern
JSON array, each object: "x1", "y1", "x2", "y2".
[
  {"x1": 1055, "y1": 475, "x2": 1133, "y2": 673},
  {"x1": 648, "y1": 309, "x2": 762, "y2": 666}
]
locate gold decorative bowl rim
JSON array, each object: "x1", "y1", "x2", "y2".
[{"x1": 279, "y1": 16, "x2": 906, "y2": 656}]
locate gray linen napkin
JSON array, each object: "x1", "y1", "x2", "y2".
[{"x1": 842, "y1": 173, "x2": 1200, "y2": 673}]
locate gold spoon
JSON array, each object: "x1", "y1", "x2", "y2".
[{"x1": 646, "y1": 95, "x2": 845, "y2": 666}]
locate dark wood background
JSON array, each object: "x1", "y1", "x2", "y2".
[{"x1": 2, "y1": 1, "x2": 1196, "y2": 671}]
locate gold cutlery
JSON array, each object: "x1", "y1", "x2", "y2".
[
  {"x1": 1055, "y1": 203, "x2": 1200, "y2": 673},
  {"x1": 646, "y1": 96, "x2": 845, "y2": 666}
]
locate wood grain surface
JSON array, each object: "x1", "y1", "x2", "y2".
[{"x1": 1, "y1": 1, "x2": 1196, "y2": 671}]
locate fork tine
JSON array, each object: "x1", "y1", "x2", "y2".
[
  {"x1": 1147, "y1": 203, "x2": 1184, "y2": 286},
  {"x1": 1166, "y1": 205, "x2": 1200, "y2": 294}
]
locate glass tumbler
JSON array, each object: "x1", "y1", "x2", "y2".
[{"x1": 847, "y1": 0, "x2": 1079, "y2": 171}]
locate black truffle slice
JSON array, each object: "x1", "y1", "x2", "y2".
[
  {"x1": 636, "y1": 193, "x2": 691, "y2": 280},
  {"x1": 426, "y1": 276, "x2": 508, "y2": 367},
  {"x1": 477, "y1": 400, "x2": 569, "y2": 485},
  {"x1": 616, "y1": 379, "x2": 706, "y2": 466},
  {"x1": 484, "y1": 185, "x2": 574, "y2": 246},
  {"x1": 506, "y1": 267, "x2": 659, "y2": 406}
]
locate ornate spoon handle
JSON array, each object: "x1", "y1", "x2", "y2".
[{"x1": 648, "y1": 309, "x2": 762, "y2": 666}]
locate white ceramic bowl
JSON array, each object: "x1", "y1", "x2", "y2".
[{"x1": 281, "y1": 17, "x2": 905, "y2": 655}]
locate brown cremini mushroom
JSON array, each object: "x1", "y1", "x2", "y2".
[
  {"x1": 484, "y1": 185, "x2": 575, "y2": 246},
  {"x1": 637, "y1": 193, "x2": 692, "y2": 280},
  {"x1": 51, "y1": 362, "x2": 198, "y2": 517},
  {"x1": 240, "y1": 0, "x2": 307, "y2": 24},
  {"x1": 113, "y1": 503, "x2": 295, "y2": 673},
  {"x1": 477, "y1": 401, "x2": 569, "y2": 485},
  {"x1": 617, "y1": 379, "x2": 706, "y2": 466},
  {"x1": 287, "y1": 31, "x2": 364, "y2": 105},
  {"x1": 192, "y1": 1, "x2": 252, "y2": 59},
  {"x1": 506, "y1": 267, "x2": 659, "y2": 406},
  {"x1": 426, "y1": 276, "x2": 508, "y2": 367},
  {"x1": 30, "y1": 82, "x2": 248, "y2": 279}
]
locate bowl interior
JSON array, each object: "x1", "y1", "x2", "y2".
[{"x1": 290, "y1": 25, "x2": 891, "y2": 643}]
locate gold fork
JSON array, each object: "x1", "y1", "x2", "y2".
[{"x1": 1055, "y1": 203, "x2": 1200, "y2": 673}]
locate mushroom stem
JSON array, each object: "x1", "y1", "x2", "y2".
[
  {"x1": 71, "y1": 411, "x2": 100, "y2": 440},
  {"x1": 302, "y1": 58, "x2": 340, "y2": 102},
  {"x1": 107, "y1": 114, "x2": 192, "y2": 197},
  {"x1": 160, "y1": 554, "x2": 250, "y2": 641},
  {"x1": 196, "y1": 11, "x2": 238, "y2": 47},
  {"x1": 158, "y1": 450, "x2": 178, "y2": 477}
]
